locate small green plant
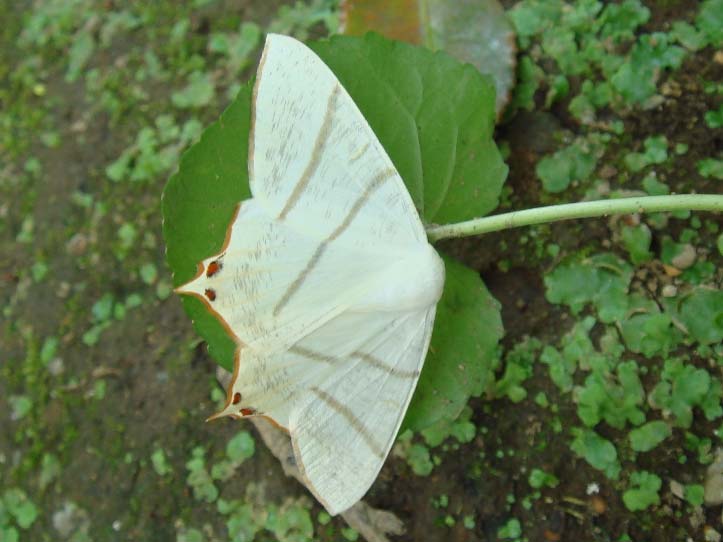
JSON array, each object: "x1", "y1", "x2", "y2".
[{"x1": 622, "y1": 471, "x2": 661, "y2": 511}]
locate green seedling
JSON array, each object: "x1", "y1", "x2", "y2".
[
  {"x1": 622, "y1": 471, "x2": 661, "y2": 511},
  {"x1": 570, "y1": 428, "x2": 621, "y2": 480}
]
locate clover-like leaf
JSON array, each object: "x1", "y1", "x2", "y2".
[
  {"x1": 623, "y1": 471, "x2": 661, "y2": 511},
  {"x1": 678, "y1": 289, "x2": 723, "y2": 345},
  {"x1": 570, "y1": 427, "x2": 621, "y2": 480},
  {"x1": 649, "y1": 359, "x2": 713, "y2": 428},
  {"x1": 545, "y1": 253, "x2": 632, "y2": 323},
  {"x1": 629, "y1": 421, "x2": 672, "y2": 453},
  {"x1": 162, "y1": 33, "x2": 507, "y2": 430}
]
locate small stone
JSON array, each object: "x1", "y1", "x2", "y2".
[
  {"x1": 670, "y1": 479, "x2": 685, "y2": 499},
  {"x1": 589, "y1": 495, "x2": 606, "y2": 515},
  {"x1": 671, "y1": 244, "x2": 696, "y2": 269},
  {"x1": 53, "y1": 502, "x2": 90, "y2": 538},
  {"x1": 705, "y1": 526, "x2": 722, "y2": 542},
  {"x1": 599, "y1": 165, "x2": 617, "y2": 179},
  {"x1": 715, "y1": 50, "x2": 723, "y2": 66},
  {"x1": 662, "y1": 284, "x2": 677, "y2": 298},
  {"x1": 661, "y1": 80, "x2": 681, "y2": 97},
  {"x1": 48, "y1": 357, "x2": 65, "y2": 376},
  {"x1": 704, "y1": 449, "x2": 723, "y2": 506},
  {"x1": 57, "y1": 281, "x2": 71, "y2": 298},
  {"x1": 66, "y1": 233, "x2": 88, "y2": 256}
]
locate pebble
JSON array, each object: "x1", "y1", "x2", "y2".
[
  {"x1": 670, "y1": 479, "x2": 685, "y2": 499},
  {"x1": 706, "y1": 526, "x2": 722, "y2": 542},
  {"x1": 662, "y1": 284, "x2": 677, "y2": 298},
  {"x1": 671, "y1": 244, "x2": 696, "y2": 269},
  {"x1": 705, "y1": 449, "x2": 723, "y2": 506},
  {"x1": 53, "y1": 502, "x2": 90, "y2": 538},
  {"x1": 66, "y1": 233, "x2": 88, "y2": 256}
]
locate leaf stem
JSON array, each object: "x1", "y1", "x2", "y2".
[{"x1": 426, "y1": 194, "x2": 723, "y2": 242}]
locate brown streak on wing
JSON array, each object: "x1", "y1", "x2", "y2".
[
  {"x1": 328, "y1": 168, "x2": 396, "y2": 241},
  {"x1": 352, "y1": 351, "x2": 420, "y2": 379},
  {"x1": 278, "y1": 84, "x2": 341, "y2": 220},
  {"x1": 273, "y1": 242, "x2": 328, "y2": 316},
  {"x1": 311, "y1": 386, "x2": 385, "y2": 460},
  {"x1": 290, "y1": 345, "x2": 338, "y2": 365},
  {"x1": 249, "y1": 39, "x2": 271, "y2": 183},
  {"x1": 272, "y1": 168, "x2": 395, "y2": 317}
]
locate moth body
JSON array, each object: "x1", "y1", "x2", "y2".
[{"x1": 351, "y1": 244, "x2": 444, "y2": 313}]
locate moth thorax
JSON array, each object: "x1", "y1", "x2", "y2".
[{"x1": 352, "y1": 245, "x2": 445, "y2": 313}]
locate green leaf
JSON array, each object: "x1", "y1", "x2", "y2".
[
  {"x1": 39, "y1": 453, "x2": 61, "y2": 489},
  {"x1": 421, "y1": 406, "x2": 476, "y2": 446},
  {"x1": 620, "y1": 300, "x2": 681, "y2": 359},
  {"x1": 497, "y1": 518, "x2": 522, "y2": 539},
  {"x1": 623, "y1": 471, "x2": 661, "y2": 511},
  {"x1": 151, "y1": 448, "x2": 172, "y2": 476},
  {"x1": 596, "y1": 0, "x2": 650, "y2": 41},
  {"x1": 3, "y1": 489, "x2": 38, "y2": 529},
  {"x1": 623, "y1": 135, "x2": 668, "y2": 172},
  {"x1": 528, "y1": 468, "x2": 559, "y2": 489},
  {"x1": 540, "y1": 345, "x2": 575, "y2": 392},
  {"x1": 678, "y1": 289, "x2": 723, "y2": 345},
  {"x1": 407, "y1": 443, "x2": 434, "y2": 476},
  {"x1": 704, "y1": 104, "x2": 723, "y2": 129},
  {"x1": 670, "y1": 21, "x2": 707, "y2": 51},
  {"x1": 162, "y1": 34, "x2": 506, "y2": 431},
  {"x1": 171, "y1": 71, "x2": 215, "y2": 109},
  {"x1": 620, "y1": 224, "x2": 652, "y2": 265},
  {"x1": 575, "y1": 361, "x2": 645, "y2": 430},
  {"x1": 226, "y1": 431, "x2": 255, "y2": 463},
  {"x1": 697, "y1": 0, "x2": 723, "y2": 47},
  {"x1": 66, "y1": 31, "x2": 95, "y2": 82},
  {"x1": 628, "y1": 421, "x2": 672, "y2": 452},
  {"x1": 612, "y1": 33, "x2": 685, "y2": 104},
  {"x1": 697, "y1": 158, "x2": 723, "y2": 180},
  {"x1": 544, "y1": 253, "x2": 632, "y2": 323},
  {"x1": 649, "y1": 359, "x2": 713, "y2": 428},
  {"x1": 493, "y1": 337, "x2": 542, "y2": 403},
  {"x1": 684, "y1": 484, "x2": 705, "y2": 506},
  {"x1": 570, "y1": 428, "x2": 621, "y2": 479},
  {"x1": 536, "y1": 138, "x2": 602, "y2": 193}
]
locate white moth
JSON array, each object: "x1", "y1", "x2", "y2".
[{"x1": 176, "y1": 33, "x2": 445, "y2": 515}]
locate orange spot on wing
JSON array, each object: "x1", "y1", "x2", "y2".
[
  {"x1": 206, "y1": 260, "x2": 221, "y2": 277},
  {"x1": 204, "y1": 288, "x2": 217, "y2": 301},
  {"x1": 232, "y1": 392, "x2": 242, "y2": 405},
  {"x1": 240, "y1": 407, "x2": 256, "y2": 416}
]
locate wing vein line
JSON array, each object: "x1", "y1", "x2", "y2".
[
  {"x1": 273, "y1": 167, "x2": 396, "y2": 316},
  {"x1": 328, "y1": 168, "x2": 397, "y2": 241},
  {"x1": 310, "y1": 386, "x2": 386, "y2": 459},
  {"x1": 351, "y1": 351, "x2": 420, "y2": 379},
  {"x1": 273, "y1": 242, "x2": 328, "y2": 316},
  {"x1": 278, "y1": 84, "x2": 341, "y2": 220}
]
